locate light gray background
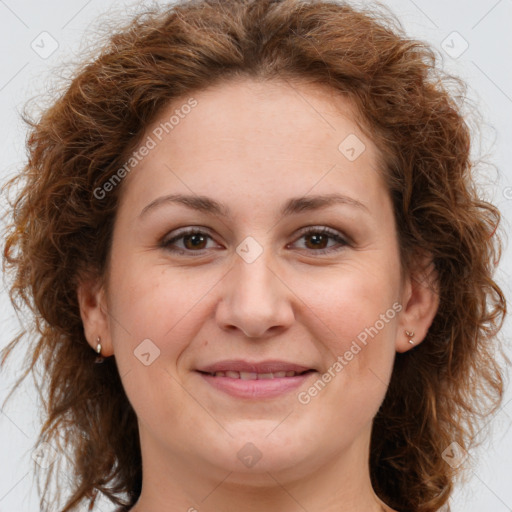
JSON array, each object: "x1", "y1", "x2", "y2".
[{"x1": 0, "y1": 0, "x2": 511, "y2": 511}]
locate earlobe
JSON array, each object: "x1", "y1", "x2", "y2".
[
  {"x1": 77, "y1": 278, "x2": 113, "y2": 356},
  {"x1": 396, "y1": 256, "x2": 440, "y2": 353}
]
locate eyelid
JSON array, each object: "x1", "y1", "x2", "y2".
[
  {"x1": 162, "y1": 225, "x2": 214, "y2": 242},
  {"x1": 161, "y1": 226, "x2": 221, "y2": 252},
  {"x1": 293, "y1": 225, "x2": 347, "y2": 240}
]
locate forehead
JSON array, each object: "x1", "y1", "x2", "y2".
[
  {"x1": 155, "y1": 78, "x2": 372, "y2": 156},
  {"x1": 117, "y1": 78, "x2": 387, "y2": 213}
]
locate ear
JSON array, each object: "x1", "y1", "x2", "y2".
[
  {"x1": 396, "y1": 252, "x2": 440, "y2": 353},
  {"x1": 77, "y1": 277, "x2": 113, "y2": 357}
]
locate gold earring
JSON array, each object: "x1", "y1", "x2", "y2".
[{"x1": 405, "y1": 330, "x2": 415, "y2": 344}]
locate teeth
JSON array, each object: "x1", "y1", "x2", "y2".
[
  {"x1": 210, "y1": 370, "x2": 305, "y2": 379},
  {"x1": 240, "y1": 371, "x2": 258, "y2": 380}
]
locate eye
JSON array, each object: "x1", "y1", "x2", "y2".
[
  {"x1": 161, "y1": 226, "x2": 349, "y2": 256},
  {"x1": 161, "y1": 228, "x2": 220, "y2": 255},
  {"x1": 289, "y1": 226, "x2": 348, "y2": 254}
]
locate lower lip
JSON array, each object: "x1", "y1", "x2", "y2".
[{"x1": 197, "y1": 371, "x2": 315, "y2": 399}]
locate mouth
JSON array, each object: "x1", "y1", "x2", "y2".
[
  {"x1": 195, "y1": 360, "x2": 317, "y2": 399},
  {"x1": 198, "y1": 369, "x2": 315, "y2": 379}
]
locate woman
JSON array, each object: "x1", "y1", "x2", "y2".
[{"x1": 1, "y1": 0, "x2": 507, "y2": 511}]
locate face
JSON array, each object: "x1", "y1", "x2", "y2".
[{"x1": 82, "y1": 78, "x2": 425, "y2": 486}]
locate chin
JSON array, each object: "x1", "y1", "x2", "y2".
[{"x1": 195, "y1": 426, "x2": 321, "y2": 477}]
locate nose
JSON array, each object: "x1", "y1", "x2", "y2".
[{"x1": 215, "y1": 250, "x2": 295, "y2": 339}]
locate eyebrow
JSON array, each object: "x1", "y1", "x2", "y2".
[{"x1": 138, "y1": 192, "x2": 370, "y2": 220}]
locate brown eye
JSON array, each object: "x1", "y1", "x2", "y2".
[
  {"x1": 291, "y1": 227, "x2": 348, "y2": 254},
  {"x1": 162, "y1": 228, "x2": 218, "y2": 255},
  {"x1": 303, "y1": 232, "x2": 330, "y2": 250},
  {"x1": 182, "y1": 233, "x2": 208, "y2": 250}
]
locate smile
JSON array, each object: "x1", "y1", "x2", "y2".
[
  {"x1": 203, "y1": 370, "x2": 312, "y2": 379},
  {"x1": 196, "y1": 368, "x2": 316, "y2": 399}
]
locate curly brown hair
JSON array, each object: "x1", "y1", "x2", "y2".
[{"x1": 1, "y1": 0, "x2": 508, "y2": 511}]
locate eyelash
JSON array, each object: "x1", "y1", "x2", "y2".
[{"x1": 160, "y1": 226, "x2": 349, "y2": 256}]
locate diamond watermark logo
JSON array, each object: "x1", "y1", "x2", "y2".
[
  {"x1": 32, "y1": 442, "x2": 59, "y2": 469},
  {"x1": 31, "y1": 31, "x2": 59, "y2": 59},
  {"x1": 442, "y1": 441, "x2": 468, "y2": 468},
  {"x1": 338, "y1": 134, "x2": 366, "y2": 161},
  {"x1": 236, "y1": 236, "x2": 263, "y2": 264},
  {"x1": 441, "y1": 31, "x2": 469, "y2": 59},
  {"x1": 134, "y1": 338, "x2": 161, "y2": 366},
  {"x1": 237, "y1": 442, "x2": 263, "y2": 468}
]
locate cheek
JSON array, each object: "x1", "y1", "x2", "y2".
[
  {"x1": 292, "y1": 260, "x2": 400, "y2": 410},
  {"x1": 106, "y1": 257, "x2": 226, "y2": 375},
  {"x1": 106, "y1": 262, "x2": 211, "y2": 427},
  {"x1": 296, "y1": 273, "x2": 399, "y2": 438},
  {"x1": 110, "y1": 259, "x2": 198, "y2": 333},
  {"x1": 297, "y1": 259, "x2": 400, "y2": 335}
]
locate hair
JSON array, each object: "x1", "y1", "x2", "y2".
[{"x1": 1, "y1": 0, "x2": 508, "y2": 511}]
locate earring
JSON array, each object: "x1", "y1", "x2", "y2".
[
  {"x1": 94, "y1": 336, "x2": 105, "y2": 363},
  {"x1": 405, "y1": 330, "x2": 415, "y2": 344}
]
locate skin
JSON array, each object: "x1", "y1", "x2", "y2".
[{"x1": 78, "y1": 78, "x2": 439, "y2": 512}]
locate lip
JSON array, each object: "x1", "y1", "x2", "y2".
[
  {"x1": 196, "y1": 359, "x2": 316, "y2": 399},
  {"x1": 196, "y1": 359, "x2": 314, "y2": 374}
]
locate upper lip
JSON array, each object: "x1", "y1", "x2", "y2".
[{"x1": 196, "y1": 360, "x2": 315, "y2": 374}]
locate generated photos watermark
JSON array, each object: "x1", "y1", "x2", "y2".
[
  {"x1": 93, "y1": 97, "x2": 198, "y2": 200},
  {"x1": 297, "y1": 301, "x2": 403, "y2": 405}
]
